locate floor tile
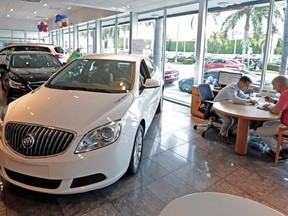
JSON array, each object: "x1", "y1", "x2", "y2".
[
  {"x1": 81, "y1": 203, "x2": 121, "y2": 216},
  {"x1": 263, "y1": 185, "x2": 288, "y2": 215},
  {"x1": 112, "y1": 188, "x2": 165, "y2": 216},
  {"x1": 145, "y1": 173, "x2": 197, "y2": 205},
  {"x1": 173, "y1": 163, "x2": 221, "y2": 191},
  {"x1": 225, "y1": 167, "x2": 279, "y2": 199},
  {"x1": 150, "y1": 150, "x2": 190, "y2": 173}
]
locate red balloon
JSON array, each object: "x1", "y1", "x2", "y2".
[{"x1": 62, "y1": 22, "x2": 68, "y2": 27}]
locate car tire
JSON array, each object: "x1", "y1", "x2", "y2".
[{"x1": 127, "y1": 125, "x2": 144, "y2": 175}]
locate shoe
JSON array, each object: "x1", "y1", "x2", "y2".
[
  {"x1": 218, "y1": 134, "x2": 231, "y2": 145},
  {"x1": 248, "y1": 129, "x2": 258, "y2": 137},
  {"x1": 268, "y1": 149, "x2": 288, "y2": 162}
]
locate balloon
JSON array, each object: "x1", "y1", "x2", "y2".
[
  {"x1": 37, "y1": 21, "x2": 48, "y2": 32},
  {"x1": 55, "y1": 14, "x2": 69, "y2": 28}
]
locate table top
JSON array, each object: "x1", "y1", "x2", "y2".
[
  {"x1": 159, "y1": 192, "x2": 284, "y2": 216},
  {"x1": 213, "y1": 100, "x2": 280, "y2": 121}
]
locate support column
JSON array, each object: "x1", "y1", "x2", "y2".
[
  {"x1": 194, "y1": 0, "x2": 208, "y2": 85},
  {"x1": 129, "y1": 12, "x2": 138, "y2": 54}
]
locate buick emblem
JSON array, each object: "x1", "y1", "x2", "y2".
[{"x1": 21, "y1": 134, "x2": 35, "y2": 149}]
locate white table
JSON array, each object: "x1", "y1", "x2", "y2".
[
  {"x1": 159, "y1": 192, "x2": 284, "y2": 216},
  {"x1": 213, "y1": 101, "x2": 279, "y2": 155}
]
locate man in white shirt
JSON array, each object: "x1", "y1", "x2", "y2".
[{"x1": 213, "y1": 76, "x2": 257, "y2": 144}]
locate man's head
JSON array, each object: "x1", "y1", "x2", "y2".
[
  {"x1": 238, "y1": 75, "x2": 252, "y2": 91},
  {"x1": 271, "y1": 75, "x2": 288, "y2": 93}
]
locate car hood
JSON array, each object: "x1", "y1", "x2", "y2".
[
  {"x1": 6, "y1": 86, "x2": 133, "y2": 135},
  {"x1": 10, "y1": 67, "x2": 60, "y2": 82}
]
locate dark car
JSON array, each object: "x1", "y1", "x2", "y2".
[
  {"x1": 178, "y1": 68, "x2": 262, "y2": 93},
  {"x1": 0, "y1": 51, "x2": 62, "y2": 102}
]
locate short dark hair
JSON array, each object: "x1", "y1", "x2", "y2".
[{"x1": 239, "y1": 75, "x2": 252, "y2": 83}]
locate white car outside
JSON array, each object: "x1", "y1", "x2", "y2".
[{"x1": 0, "y1": 54, "x2": 164, "y2": 194}]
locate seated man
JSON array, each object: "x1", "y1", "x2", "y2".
[
  {"x1": 254, "y1": 75, "x2": 288, "y2": 160},
  {"x1": 213, "y1": 76, "x2": 257, "y2": 144}
]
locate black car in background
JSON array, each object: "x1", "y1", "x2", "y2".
[{"x1": 0, "y1": 51, "x2": 63, "y2": 103}]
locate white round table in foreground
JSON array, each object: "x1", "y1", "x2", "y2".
[{"x1": 159, "y1": 192, "x2": 284, "y2": 216}]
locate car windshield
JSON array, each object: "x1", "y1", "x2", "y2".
[
  {"x1": 11, "y1": 54, "x2": 62, "y2": 68},
  {"x1": 46, "y1": 59, "x2": 134, "y2": 93}
]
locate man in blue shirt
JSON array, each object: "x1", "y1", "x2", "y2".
[{"x1": 213, "y1": 76, "x2": 257, "y2": 144}]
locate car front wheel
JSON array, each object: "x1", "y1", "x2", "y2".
[{"x1": 127, "y1": 125, "x2": 144, "y2": 175}]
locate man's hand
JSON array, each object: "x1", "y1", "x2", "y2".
[{"x1": 249, "y1": 99, "x2": 258, "y2": 105}]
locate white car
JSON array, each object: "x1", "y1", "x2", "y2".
[{"x1": 0, "y1": 54, "x2": 164, "y2": 194}]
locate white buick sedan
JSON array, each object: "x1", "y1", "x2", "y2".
[{"x1": 0, "y1": 54, "x2": 164, "y2": 194}]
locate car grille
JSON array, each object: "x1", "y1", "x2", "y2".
[{"x1": 5, "y1": 123, "x2": 75, "y2": 157}]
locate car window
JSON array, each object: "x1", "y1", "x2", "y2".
[
  {"x1": 144, "y1": 58, "x2": 155, "y2": 77},
  {"x1": 47, "y1": 59, "x2": 134, "y2": 93},
  {"x1": 11, "y1": 54, "x2": 62, "y2": 68},
  {"x1": 54, "y1": 46, "x2": 65, "y2": 54}
]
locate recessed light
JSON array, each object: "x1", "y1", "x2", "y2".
[
  {"x1": 10, "y1": 8, "x2": 14, "y2": 12},
  {"x1": 68, "y1": 7, "x2": 72, "y2": 10},
  {"x1": 34, "y1": 11, "x2": 37, "y2": 14},
  {"x1": 218, "y1": 2, "x2": 230, "y2": 7},
  {"x1": 27, "y1": 16, "x2": 30, "y2": 19},
  {"x1": 7, "y1": 14, "x2": 10, "y2": 17},
  {"x1": 43, "y1": 3, "x2": 48, "y2": 7}
]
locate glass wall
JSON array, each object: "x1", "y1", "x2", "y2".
[
  {"x1": 101, "y1": 19, "x2": 115, "y2": 53},
  {"x1": 117, "y1": 16, "x2": 130, "y2": 54}
]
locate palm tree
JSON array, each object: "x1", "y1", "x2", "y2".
[
  {"x1": 280, "y1": 1, "x2": 288, "y2": 75},
  {"x1": 208, "y1": 31, "x2": 228, "y2": 54},
  {"x1": 221, "y1": 5, "x2": 282, "y2": 61}
]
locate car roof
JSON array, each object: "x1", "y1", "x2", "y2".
[{"x1": 79, "y1": 54, "x2": 148, "y2": 62}]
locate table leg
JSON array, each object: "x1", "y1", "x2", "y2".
[{"x1": 235, "y1": 118, "x2": 250, "y2": 155}]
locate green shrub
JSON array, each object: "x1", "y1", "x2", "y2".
[
  {"x1": 183, "y1": 58, "x2": 195, "y2": 64},
  {"x1": 267, "y1": 63, "x2": 279, "y2": 72}
]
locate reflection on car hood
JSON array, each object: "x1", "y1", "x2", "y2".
[{"x1": 6, "y1": 87, "x2": 133, "y2": 135}]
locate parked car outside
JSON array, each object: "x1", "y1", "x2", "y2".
[
  {"x1": 0, "y1": 51, "x2": 63, "y2": 102},
  {"x1": 164, "y1": 63, "x2": 179, "y2": 83},
  {"x1": 0, "y1": 43, "x2": 68, "y2": 64},
  {"x1": 204, "y1": 58, "x2": 246, "y2": 72},
  {"x1": 0, "y1": 54, "x2": 164, "y2": 194},
  {"x1": 178, "y1": 68, "x2": 264, "y2": 93}
]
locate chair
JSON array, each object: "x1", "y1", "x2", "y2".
[
  {"x1": 193, "y1": 83, "x2": 221, "y2": 137},
  {"x1": 275, "y1": 125, "x2": 288, "y2": 166}
]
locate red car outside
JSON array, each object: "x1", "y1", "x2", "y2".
[{"x1": 204, "y1": 58, "x2": 246, "y2": 72}]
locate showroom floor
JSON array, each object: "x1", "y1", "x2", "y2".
[{"x1": 0, "y1": 100, "x2": 288, "y2": 216}]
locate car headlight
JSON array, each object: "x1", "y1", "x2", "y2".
[
  {"x1": 0, "y1": 106, "x2": 7, "y2": 138},
  {"x1": 75, "y1": 120, "x2": 121, "y2": 153},
  {"x1": 9, "y1": 79, "x2": 25, "y2": 89}
]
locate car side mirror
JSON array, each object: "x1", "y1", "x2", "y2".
[{"x1": 143, "y1": 78, "x2": 160, "y2": 89}]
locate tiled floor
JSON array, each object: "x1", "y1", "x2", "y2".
[{"x1": 1, "y1": 100, "x2": 288, "y2": 216}]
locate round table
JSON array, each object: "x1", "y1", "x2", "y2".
[
  {"x1": 159, "y1": 192, "x2": 284, "y2": 216},
  {"x1": 213, "y1": 101, "x2": 279, "y2": 155}
]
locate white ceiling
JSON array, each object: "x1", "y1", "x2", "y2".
[{"x1": 0, "y1": 0, "x2": 264, "y2": 30}]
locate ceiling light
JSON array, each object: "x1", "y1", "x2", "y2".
[
  {"x1": 68, "y1": 7, "x2": 72, "y2": 10},
  {"x1": 10, "y1": 9, "x2": 14, "y2": 12},
  {"x1": 43, "y1": 3, "x2": 48, "y2": 7},
  {"x1": 217, "y1": 1, "x2": 230, "y2": 7},
  {"x1": 27, "y1": 16, "x2": 30, "y2": 18},
  {"x1": 33, "y1": 11, "x2": 37, "y2": 14},
  {"x1": 7, "y1": 14, "x2": 10, "y2": 17}
]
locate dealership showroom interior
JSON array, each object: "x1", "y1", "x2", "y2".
[{"x1": 1, "y1": 0, "x2": 288, "y2": 215}]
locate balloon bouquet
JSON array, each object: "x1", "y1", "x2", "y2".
[
  {"x1": 37, "y1": 22, "x2": 48, "y2": 32},
  {"x1": 55, "y1": 14, "x2": 68, "y2": 28}
]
